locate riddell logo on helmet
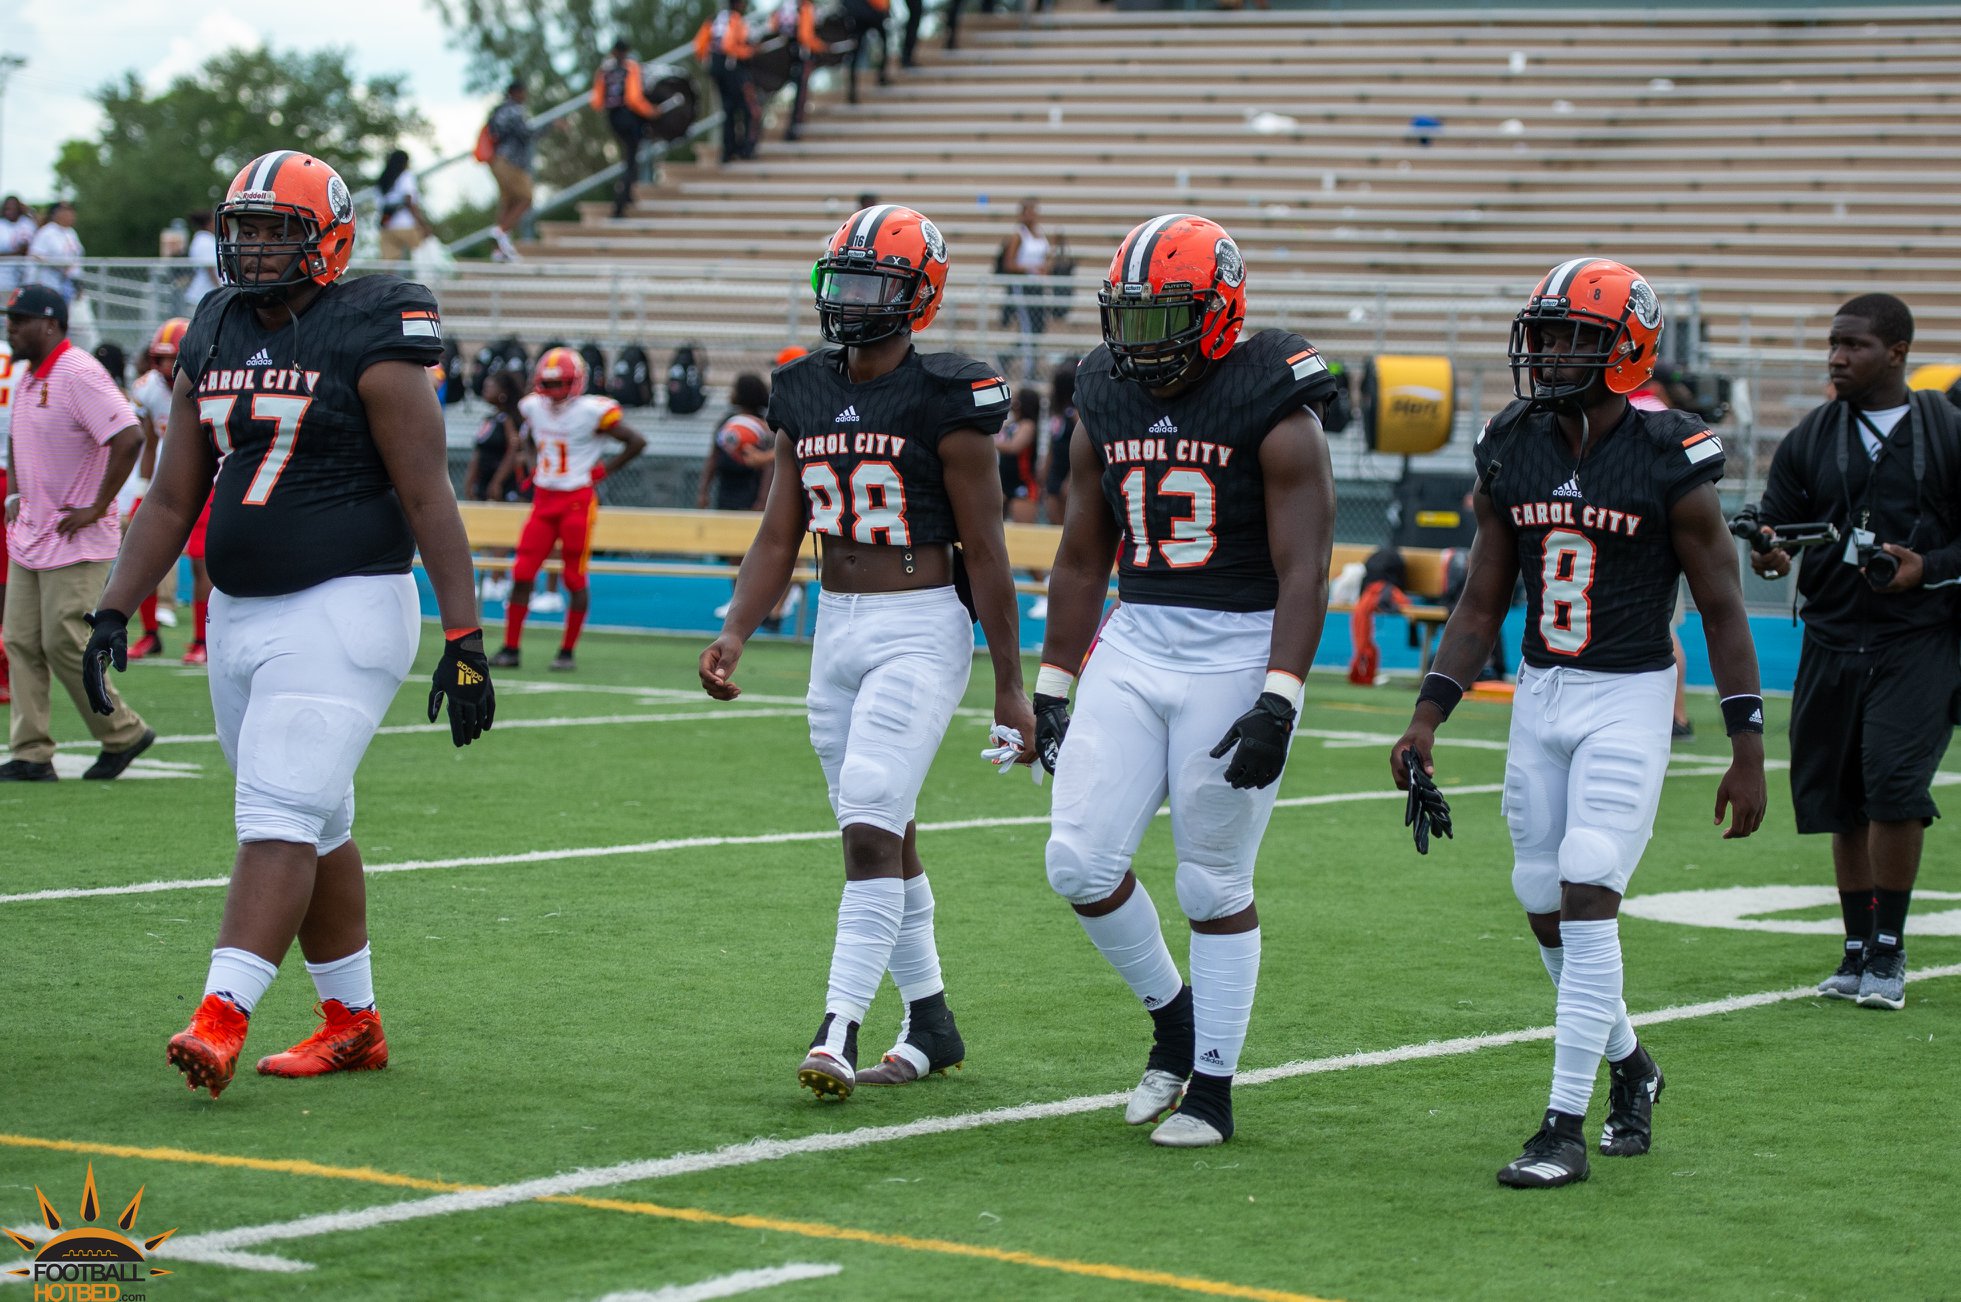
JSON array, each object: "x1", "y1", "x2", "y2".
[{"x1": 233, "y1": 189, "x2": 277, "y2": 205}]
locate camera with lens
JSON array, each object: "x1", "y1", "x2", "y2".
[
  {"x1": 1726, "y1": 506, "x2": 1841, "y2": 568},
  {"x1": 1856, "y1": 538, "x2": 1901, "y2": 589}
]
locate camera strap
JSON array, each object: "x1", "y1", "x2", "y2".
[{"x1": 1835, "y1": 402, "x2": 1923, "y2": 537}]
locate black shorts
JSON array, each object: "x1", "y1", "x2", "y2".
[{"x1": 1788, "y1": 629, "x2": 1960, "y2": 833}]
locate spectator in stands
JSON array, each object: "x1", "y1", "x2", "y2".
[
  {"x1": 766, "y1": 0, "x2": 824, "y2": 141},
  {"x1": 592, "y1": 39, "x2": 660, "y2": 218},
  {"x1": 998, "y1": 387, "x2": 1047, "y2": 619},
  {"x1": 486, "y1": 80, "x2": 535, "y2": 262},
  {"x1": 182, "y1": 210, "x2": 219, "y2": 311},
  {"x1": 697, "y1": 0, "x2": 760, "y2": 164},
  {"x1": 374, "y1": 151, "x2": 434, "y2": 263},
  {"x1": 843, "y1": 0, "x2": 891, "y2": 104},
  {"x1": 999, "y1": 197, "x2": 1056, "y2": 380},
  {"x1": 897, "y1": 0, "x2": 924, "y2": 68},
  {"x1": 1039, "y1": 356, "x2": 1076, "y2": 527},
  {"x1": 0, "y1": 197, "x2": 36, "y2": 292},
  {"x1": 28, "y1": 204, "x2": 94, "y2": 349},
  {"x1": 466, "y1": 371, "x2": 524, "y2": 505}
]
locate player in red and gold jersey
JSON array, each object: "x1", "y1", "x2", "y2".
[{"x1": 492, "y1": 348, "x2": 646, "y2": 671}]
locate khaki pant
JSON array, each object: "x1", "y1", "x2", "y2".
[
  {"x1": 5, "y1": 559, "x2": 147, "y2": 763},
  {"x1": 379, "y1": 226, "x2": 421, "y2": 263},
  {"x1": 489, "y1": 155, "x2": 533, "y2": 208}
]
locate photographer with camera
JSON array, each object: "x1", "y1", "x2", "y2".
[{"x1": 1749, "y1": 293, "x2": 1961, "y2": 1011}]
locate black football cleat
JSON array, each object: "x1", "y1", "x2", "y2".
[
  {"x1": 550, "y1": 649, "x2": 575, "y2": 673},
  {"x1": 489, "y1": 646, "x2": 521, "y2": 669},
  {"x1": 857, "y1": 992, "x2": 965, "y2": 1085},
  {"x1": 1497, "y1": 1110, "x2": 1590, "y2": 1188},
  {"x1": 1600, "y1": 1045, "x2": 1664, "y2": 1156}
]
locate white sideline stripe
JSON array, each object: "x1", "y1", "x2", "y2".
[
  {"x1": 597, "y1": 1263, "x2": 842, "y2": 1302},
  {"x1": 149, "y1": 710, "x2": 811, "y2": 747},
  {"x1": 0, "y1": 1223, "x2": 314, "y2": 1279},
  {"x1": 153, "y1": 965, "x2": 1961, "y2": 1258},
  {"x1": 0, "y1": 783, "x2": 1508, "y2": 906}
]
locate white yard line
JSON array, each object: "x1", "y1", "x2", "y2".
[
  {"x1": 0, "y1": 783, "x2": 1510, "y2": 906},
  {"x1": 150, "y1": 709, "x2": 812, "y2": 747},
  {"x1": 596, "y1": 1263, "x2": 842, "y2": 1302},
  {"x1": 151, "y1": 963, "x2": 1961, "y2": 1258}
]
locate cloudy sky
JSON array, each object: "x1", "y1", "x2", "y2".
[{"x1": 3, "y1": 0, "x2": 499, "y2": 213}]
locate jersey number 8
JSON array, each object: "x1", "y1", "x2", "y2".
[
  {"x1": 1539, "y1": 527, "x2": 1596, "y2": 655},
  {"x1": 802, "y1": 461, "x2": 910, "y2": 545}
]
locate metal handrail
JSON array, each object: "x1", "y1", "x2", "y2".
[{"x1": 412, "y1": 34, "x2": 702, "y2": 194}]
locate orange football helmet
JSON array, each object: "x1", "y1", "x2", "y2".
[
  {"x1": 147, "y1": 317, "x2": 190, "y2": 381},
  {"x1": 1509, "y1": 257, "x2": 1663, "y2": 405},
  {"x1": 1098, "y1": 214, "x2": 1247, "y2": 387},
  {"x1": 811, "y1": 204, "x2": 948, "y2": 345},
  {"x1": 217, "y1": 150, "x2": 357, "y2": 304},
  {"x1": 534, "y1": 347, "x2": 589, "y2": 401}
]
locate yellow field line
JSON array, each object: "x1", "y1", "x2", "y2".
[{"x1": 0, "y1": 1134, "x2": 1334, "y2": 1302}]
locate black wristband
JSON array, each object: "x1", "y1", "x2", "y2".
[
  {"x1": 1415, "y1": 672, "x2": 1465, "y2": 721},
  {"x1": 1720, "y1": 694, "x2": 1765, "y2": 736}
]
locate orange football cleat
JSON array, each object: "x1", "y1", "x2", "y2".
[
  {"x1": 256, "y1": 1000, "x2": 388, "y2": 1078},
  {"x1": 181, "y1": 641, "x2": 208, "y2": 666},
  {"x1": 167, "y1": 994, "x2": 250, "y2": 1098},
  {"x1": 128, "y1": 631, "x2": 163, "y2": 660}
]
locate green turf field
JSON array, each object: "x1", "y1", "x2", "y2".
[{"x1": 3, "y1": 629, "x2": 1957, "y2": 1301}]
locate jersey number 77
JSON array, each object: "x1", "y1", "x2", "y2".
[{"x1": 200, "y1": 394, "x2": 312, "y2": 506}]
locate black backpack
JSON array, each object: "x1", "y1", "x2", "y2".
[
  {"x1": 578, "y1": 342, "x2": 608, "y2": 384},
  {"x1": 666, "y1": 343, "x2": 707, "y2": 415},
  {"x1": 610, "y1": 344, "x2": 656, "y2": 407},
  {"x1": 471, "y1": 336, "x2": 526, "y2": 397}
]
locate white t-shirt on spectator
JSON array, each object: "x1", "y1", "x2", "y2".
[
  {"x1": 185, "y1": 228, "x2": 219, "y2": 307},
  {"x1": 28, "y1": 222, "x2": 84, "y2": 297},
  {"x1": 380, "y1": 175, "x2": 422, "y2": 231}
]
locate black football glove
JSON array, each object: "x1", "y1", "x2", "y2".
[
  {"x1": 1210, "y1": 692, "x2": 1296, "y2": 790},
  {"x1": 428, "y1": 629, "x2": 496, "y2": 747},
  {"x1": 1033, "y1": 692, "x2": 1071, "y2": 775},
  {"x1": 81, "y1": 608, "x2": 131, "y2": 716},
  {"x1": 1403, "y1": 747, "x2": 1453, "y2": 854}
]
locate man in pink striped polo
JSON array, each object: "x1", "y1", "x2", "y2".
[{"x1": 2, "y1": 284, "x2": 152, "y2": 780}]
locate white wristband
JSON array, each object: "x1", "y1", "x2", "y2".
[
  {"x1": 1263, "y1": 669, "x2": 1304, "y2": 710},
  {"x1": 1034, "y1": 663, "x2": 1076, "y2": 698}
]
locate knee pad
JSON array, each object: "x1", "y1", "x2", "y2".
[
  {"x1": 560, "y1": 568, "x2": 590, "y2": 594},
  {"x1": 1044, "y1": 825, "x2": 1127, "y2": 906},
  {"x1": 317, "y1": 787, "x2": 355, "y2": 856},
  {"x1": 1558, "y1": 825, "x2": 1634, "y2": 895},
  {"x1": 834, "y1": 751, "x2": 909, "y2": 836},
  {"x1": 1174, "y1": 859, "x2": 1253, "y2": 923},
  {"x1": 1511, "y1": 857, "x2": 1561, "y2": 915},
  {"x1": 234, "y1": 694, "x2": 372, "y2": 847},
  {"x1": 236, "y1": 787, "x2": 333, "y2": 846}
]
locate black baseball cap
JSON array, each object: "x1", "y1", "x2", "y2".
[{"x1": 4, "y1": 284, "x2": 67, "y2": 329}]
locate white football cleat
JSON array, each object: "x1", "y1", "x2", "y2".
[
  {"x1": 1125, "y1": 1068, "x2": 1186, "y2": 1126},
  {"x1": 1150, "y1": 1112, "x2": 1228, "y2": 1148}
]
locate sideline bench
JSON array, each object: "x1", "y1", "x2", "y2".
[{"x1": 456, "y1": 504, "x2": 1452, "y2": 657}]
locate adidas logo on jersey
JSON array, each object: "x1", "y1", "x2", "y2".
[
  {"x1": 835, "y1": 405, "x2": 860, "y2": 423},
  {"x1": 1148, "y1": 415, "x2": 1178, "y2": 435},
  {"x1": 246, "y1": 348, "x2": 272, "y2": 366},
  {"x1": 1552, "y1": 477, "x2": 1583, "y2": 499}
]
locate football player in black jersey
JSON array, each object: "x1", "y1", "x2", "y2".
[
  {"x1": 83, "y1": 151, "x2": 495, "y2": 1099},
  {"x1": 1390, "y1": 258, "x2": 1765, "y2": 1187},
  {"x1": 1034, "y1": 214, "x2": 1338, "y2": 1148},
  {"x1": 698, "y1": 204, "x2": 1035, "y2": 1098}
]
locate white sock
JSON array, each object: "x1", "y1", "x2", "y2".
[
  {"x1": 826, "y1": 877, "x2": 906, "y2": 1023},
  {"x1": 1190, "y1": 927, "x2": 1261, "y2": 1077},
  {"x1": 886, "y1": 874, "x2": 945, "y2": 1003},
  {"x1": 305, "y1": 944, "x2": 376, "y2": 1012},
  {"x1": 1074, "y1": 880, "x2": 1183, "y2": 1010},
  {"x1": 1540, "y1": 941, "x2": 1637, "y2": 1062},
  {"x1": 204, "y1": 947, "x2": 278, "y2": 1016},
  {"x1": 1550, "y1": 918, "x2": 1623, "y2": 1116}
]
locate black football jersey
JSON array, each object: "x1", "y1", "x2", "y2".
[
  {"x1": 177, "y1": 275, "x2": 444, "y2": 598},
  {"x1": 1076, "y1": 329, "x2": 1338, "y2": 613},
  {"x1": 767, "y1": 346, "x2": 1009, "y2": 547},
  {"x1": 1474, "y1": 400, "x2": 1724, "y2": 672}
]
